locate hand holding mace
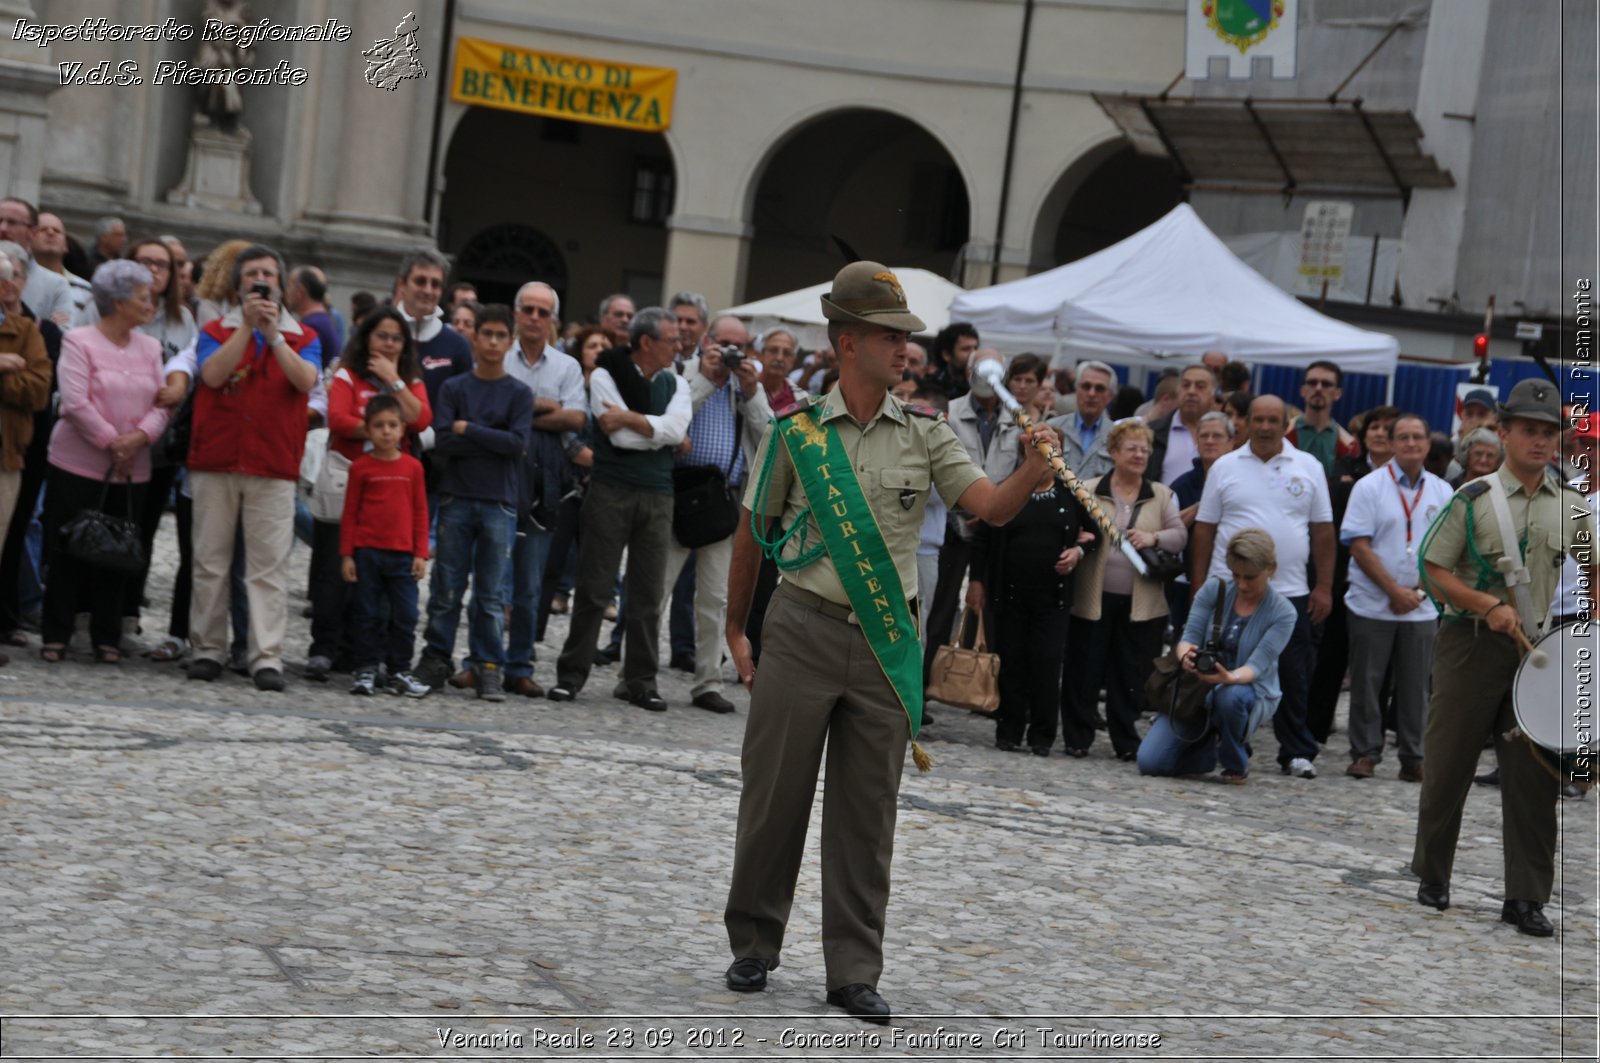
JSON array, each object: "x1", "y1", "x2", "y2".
[{"x1": 971, "y1": 359, "x2": 1150, "y2": 577}]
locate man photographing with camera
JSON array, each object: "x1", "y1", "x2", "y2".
[
  {"x1": 186, "y1": 244, "x2": 322, "y2": 692},
  {"x1": 667, "y1": 315, "x2": 771, "y2": 713}
]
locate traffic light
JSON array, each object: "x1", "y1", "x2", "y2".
[{"x1": 1473, "y1": 333, "x2": 1490, "y2": 359}]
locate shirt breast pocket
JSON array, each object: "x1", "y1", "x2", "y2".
[{"x1": 880, "y1": 467, "x2": 929, "y2": 519}]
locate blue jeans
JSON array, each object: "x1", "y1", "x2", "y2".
[
  {"x1": 422, "y1": 496, "x2": 514, "y2": 667},
  {"x1": 1137, "y1": 684, "x2": 1262, "y2": 777},
  {"x1": 669, "y1": 552, "x2": 696, "y2": 659},
  {"x1": 499, "y1": 522, "x2": 552, "y2": 679},
  {"x1": 354, "y1": 548, "x2": 418, "y2": 673}
]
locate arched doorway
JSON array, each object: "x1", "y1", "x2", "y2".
[
  {"x1": 440, "y1": 107, "x2": 675, "y2": 319},
  {"x1": 454, "y1": 224, "x2": 567, "y2": 307},
  {"x1": 743, "y1": 109, "x2": 970, "y2": 301},
  {"x1": 1030, "y1": 143, "x2": 1183, "y2": 269}
]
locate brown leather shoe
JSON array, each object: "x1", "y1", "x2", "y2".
[
  {"x1": 1399, "y1": 761, "x2": 1424, "y2": 782},
  {"x1": 692, "y1": 691, "x2": 736, "y2": 714},
  {"x1": 507, "y1": 676, "x2": 544, "y2": 698},
  {"x1": 1345, "y1": 756, "x2": 1375, "y2": 779},
  {"x1": 448, "y1": 668, "x2": 475, "y2": 689}
]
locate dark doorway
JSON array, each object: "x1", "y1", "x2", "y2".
[
  {"x1": 743, "y1": 109, "x2": 970, "y2": 301},
  {"x1": 440, "y1": 108, "x2": 674, "y2": 322}
]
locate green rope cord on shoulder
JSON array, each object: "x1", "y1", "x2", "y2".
[
  {"x1": 749, "y1": 422, "x2": 826, "y2": 572},
  {"x1": 1418, "y1": 492, "x2": 1504, "y2": 615}
]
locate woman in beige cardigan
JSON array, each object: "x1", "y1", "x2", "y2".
[{"x1": 1061, "y1": 420, "x2": 1186, "y2": 759}]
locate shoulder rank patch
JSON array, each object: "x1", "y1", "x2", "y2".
[
  {"x1": 1460, "y1": 480, "x2": 1492, "y2": 501},
  {"x1": 903, "y1": 403, "x2": 944, "y2": 421},
  {"x1": 773, "y1": 394, "x2": 814, "y2": 420}
]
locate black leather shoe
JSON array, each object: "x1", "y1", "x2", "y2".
[
  {"x1": 996, "y1": 739, "x2": 1019, "y2": 752},
  {"x1": 629, "y1": 689, "x2": 668, "y2": 712},
  {"x1": 725, "y1": 957, "x2": 774, "y2": 992},
  {"x1": 1500, "y1": 899, "x2": 1554, "y2": 937},
  {"x1": 186, "y1": 657, "x2": 222, "y2": 682},
  {"x1": 547, "y1": 684, "x2": 577, "y2": 702},
  {"x1": 1416, "y1": 882, "x2": 1450, "y2": 911},
  {"x1": 594, "y1": 643, "x2": 622, "y2": 666},
  {"x1": 252, "y1": 668, "x2": 285, "y2": 692},
  {"x1": 669, "y1": 653, "x2": 696, "y2": 672},
  {"x1": 1474, "y1": 767, "x2": 1500, "y2": 786},
  {"x1": 826, "y1": 983, "x2": 890, "y2": 1024}
]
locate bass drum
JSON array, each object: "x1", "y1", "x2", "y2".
[{"x1": 1512, "y1": 622, "x2": 1598, "y2": 788}]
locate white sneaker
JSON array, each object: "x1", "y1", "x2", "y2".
[
  {"x1": 1287, "y1": 756, "x2": 1317, "y2": 779},
  {"x1": 349, "y1": 670, "x2": 377, "y2": 696},
  {"x1": 386, "y1": 671, "x2": 430, "y2": 699}
]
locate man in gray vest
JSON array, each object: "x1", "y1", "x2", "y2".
[{"x1": 548, "y1": 308, "x2": 689, "y2": 711}]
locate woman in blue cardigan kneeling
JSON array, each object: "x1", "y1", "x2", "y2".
[{"x1": 1138, "y1": 527, "x2": 1298, "y2": 785}]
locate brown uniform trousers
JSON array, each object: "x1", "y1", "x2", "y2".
[
  {"x1": 1411, "y1": 620, "x2": 1559, "y2": 901},
  {"x1": 724, "y1": 586, "x2": 910, "y2": 990}
]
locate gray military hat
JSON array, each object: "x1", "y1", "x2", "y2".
[
  {"x1": 820, "y1": 261, "x2": 926, "y2": 333},
  {"x1": 1499, "y1": 378, "x2": 1563, "y2": 426}
]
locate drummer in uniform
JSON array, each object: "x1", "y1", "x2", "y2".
[
  {"x1": 721, "y1": 262, "x2": 1061, "y2": 1022},
  {"x1": 1411, "y1": 378, "x2": 1595, "y2": 936}
]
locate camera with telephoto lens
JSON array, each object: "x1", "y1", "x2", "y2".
[
  {"x1": 1192, "y1": 645, "x2": 1219, "y2": 675},
  {"x1": 719, "y1": 344, "x2": 746, "y2": 370}
]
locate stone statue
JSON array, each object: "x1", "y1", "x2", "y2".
[{"x1": 194, "y1": 0, "x2": 251, "y2": 130}]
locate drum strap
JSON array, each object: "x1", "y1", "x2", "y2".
[{"x1": 1483, "y1": 474, "x2": 1549, "y2": 639}]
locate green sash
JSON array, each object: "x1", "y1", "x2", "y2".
[{"x1": 764, "y1": 409, "x2": 929, "y2": 764}]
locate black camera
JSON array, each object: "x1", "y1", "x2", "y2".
[
  {"x1": 250, "y1": 283, "x2": 272, "y2": 300},
  {"x1": 719, "y1": 344, "x2": 746, "y2": 370},
  {"x1": 1192, "y1": 647, "x2": 1219, "y2": 675}
]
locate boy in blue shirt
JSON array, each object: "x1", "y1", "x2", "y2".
[{"x1": 411, "y1": 305, "x2": 531, "y2": 701}]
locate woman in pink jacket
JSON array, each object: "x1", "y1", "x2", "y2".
[{"x1": 40, "y1": 260, "x2": 169, "y2": 663}]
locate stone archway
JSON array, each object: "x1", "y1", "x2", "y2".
[
  {"x1": 1030, "y1": 143, "x2": 1183, "y2": 269},
  {"x1": 440, "y1": 106, "x2": 675, "y2": 319},
  {"x1": 742, "y1": 109, "x2": 970, "y2": 301},
  {"x1": 453, "y1": 224, "x2": 567, "y2": 307}
]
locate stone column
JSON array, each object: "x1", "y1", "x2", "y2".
[
  {"x1": 298, "y1": 1, "x2": 431, "y2": 242},
  {"x1": 663, "y1": 214, "x2": 751, "y2": 312},
  {"x1": 1397, "y1": 0, "x2": 1490, "y2": 311},
  {"x1": 0, "y1": 0, "x2": 62, "y2": 204}
]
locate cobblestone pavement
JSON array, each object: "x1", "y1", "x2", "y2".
[{"x1": 1, "y1": 529, "x2": 1596, "y2": 1060}]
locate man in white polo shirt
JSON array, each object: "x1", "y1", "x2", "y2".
[
  {"x1": 1340, "y1": 413, "x2": 1451, "y2": 782},
  {"x1": 1191, "y1": 394, "x2": 1334, "y2": 778}
]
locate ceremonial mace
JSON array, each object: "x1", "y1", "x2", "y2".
[{"x1": 970, "y1": 359, "x2": 1149, "y2": 576}]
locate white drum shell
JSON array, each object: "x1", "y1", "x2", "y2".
[{"x1": 1513, "y1": 623, "x2": 1599, "y2": 754}]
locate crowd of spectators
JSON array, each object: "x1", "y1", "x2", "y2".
[{"x1": 0, "y1": 194, "x2": 1586, "y2": 790}]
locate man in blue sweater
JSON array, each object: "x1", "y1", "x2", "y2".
[{"x1": 412, "y1": 304, "x2": 532, "y2": 701}]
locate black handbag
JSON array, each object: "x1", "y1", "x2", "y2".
[
  {"x1": 59, "y1": 466, "x2": 146, "y2": 576},
  {"x1": 1139, "y1": 545, "x2": 1186, "y2": 581},
  {"x1": 1142, "y1": 576, "x2": 1227, "y2": 740},
  {"x1": 1131, "y1": 494, "x2": 1185, "y2": 581},
  {"x1": 152, "y1": 388, "x2": 193, "y2": 469},
  {"x1": 671, "y1": 404, "x2": 743, "y2": 549}
]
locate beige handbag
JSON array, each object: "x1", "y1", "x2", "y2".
[{"x1": 926, "y1": 605, "x2": 1001, "y2": 714}]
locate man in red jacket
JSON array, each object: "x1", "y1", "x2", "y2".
[{"x1": 186, "y1": 244, "x2": 321, "y2": 691}]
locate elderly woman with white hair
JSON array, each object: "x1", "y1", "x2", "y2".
[
  {"x1": 1452, "y1": 426, "x2": 1503, "y2": 487},
  {"x1": 39, "y1": 260, "x2": 169, "y2": 664}
]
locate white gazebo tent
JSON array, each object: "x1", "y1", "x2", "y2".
[
  {"x1": 723, "y1": 267, "x2": 965, "y2": 350},
  {"x1": 948, "y1": 204, "x2": 1400, "y2": 392}
]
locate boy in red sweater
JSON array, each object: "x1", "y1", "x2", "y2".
[{"x1": 341, "y1": 394, "x2": 430, "y2": 696}]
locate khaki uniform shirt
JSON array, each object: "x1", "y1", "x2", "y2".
[
  {"x1": 744, "y1": 388, "x2": 986, "y2": 608},
  {"x1": 1423, "y1": 464, "x2": 1594, "y2": 623}
]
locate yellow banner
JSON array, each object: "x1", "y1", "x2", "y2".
[{"x1": 451, "y1": 38, "x2": 675, "y2": 132}]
